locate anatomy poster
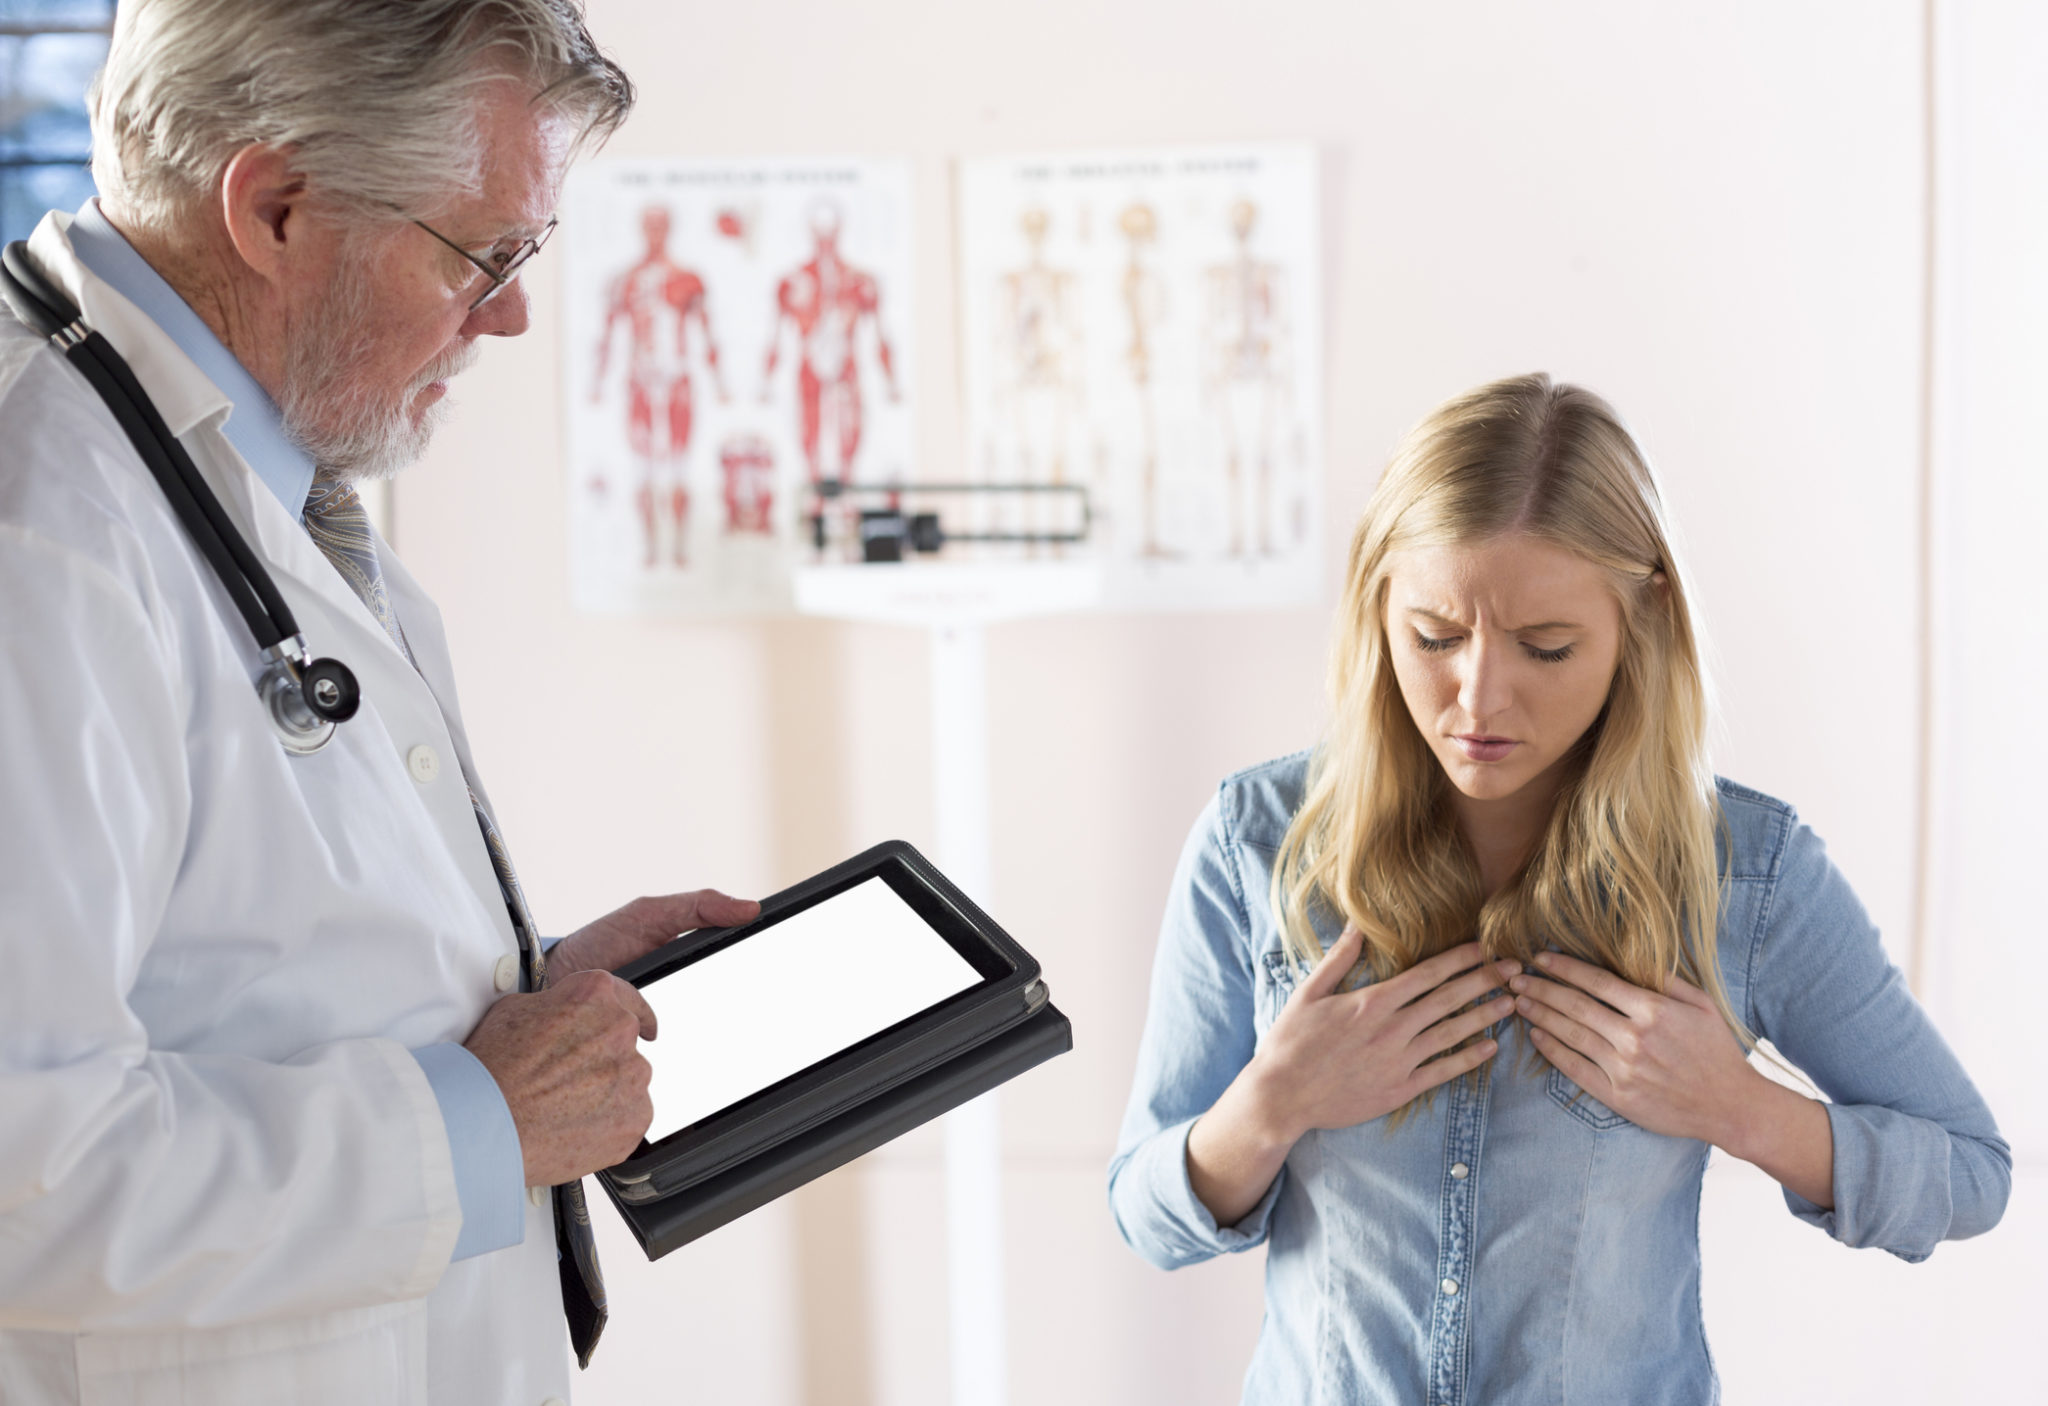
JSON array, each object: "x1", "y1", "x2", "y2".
[
  {"x1": 562, "y1": 156, "x2": 915, "y2": 613},
  {"x1": 959, "y1": 144, "x2": 1322, "y2": 611}
]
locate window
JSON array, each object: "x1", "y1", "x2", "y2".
[{"x1": 1, "y1": 0, "x2": 114, "y2": 245}]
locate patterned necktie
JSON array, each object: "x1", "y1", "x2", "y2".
[{"x1": 301, "y1": 471, "x2": 609, "y2": 1367}]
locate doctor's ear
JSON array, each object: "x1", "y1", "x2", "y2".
[{"x1": 217, "y1": 144, "x2": 315, "y2": 285}]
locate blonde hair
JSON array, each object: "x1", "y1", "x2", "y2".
[{"x1": 1272, "y1": 373, "x2": 1741, "y2": 1055}]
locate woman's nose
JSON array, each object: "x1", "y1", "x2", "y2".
[{"x1": 1458, "y1": 639, "x2": 1512, "y2": 723}]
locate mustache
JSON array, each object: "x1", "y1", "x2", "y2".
[{"x1": 410, "y1": 339, "x2": 481, "y2": 392}]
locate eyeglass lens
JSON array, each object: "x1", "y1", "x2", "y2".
[{"x1": 469, "y1": 220, "x2": 557, "y2": 309}]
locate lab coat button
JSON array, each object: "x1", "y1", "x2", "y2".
[
  {"x1": 1451, "y1": 1162, "x2": 1470, "y2": 1179},
  {"x1": 406, "y1": 744, "x2": 440, "y2": 784},
  {"x1": 493, "y1": 954, "x2": 519, "y2": 992},
  {"x1": 529, "y1": 1184, "x2": 549, "y2": 1208}
]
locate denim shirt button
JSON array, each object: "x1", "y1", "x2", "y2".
[
  {"x1": 1440, "y1": 1278, "x2": 1459, "y2": 1295},
  {"x1": 1450, "y1": 1162, "x2": 1470, "y2": 1179}
]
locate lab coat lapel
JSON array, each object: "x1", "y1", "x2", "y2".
[
  {"x1": 26, "y1": 212, "x2": 229, "y2": 440},
  {"x1": 29, "y1": 216, "x2": 514, "y2": 943},
  {"x1": 377, "y1": 543, "x2": 500, "y2": 822},
  {"x1": 28, "y1": 212, "x2": 419, "y2": 685}
]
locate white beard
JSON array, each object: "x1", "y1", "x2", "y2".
[{"x1": 276, "y1": 244, "x2": 478, "y2": 483}]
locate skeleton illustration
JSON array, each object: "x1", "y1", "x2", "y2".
[
  {"x1": 1117, "y1": 201, "x2": 1170, "y2": 557},
  {"x1": 983, "y1": 207, "x2": 1087, "y2": 544},
  {"x1": 1202, "y1": 199, "x2": 1292, "y2": 558}
]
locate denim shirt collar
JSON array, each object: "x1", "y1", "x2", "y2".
[{"x1": 66, "y1": 199, "x2": 315, "y2": 522}]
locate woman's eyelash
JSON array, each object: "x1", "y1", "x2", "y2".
[{"x1": 1409, "y1": 629, "x2": 1575, "y2": 663}]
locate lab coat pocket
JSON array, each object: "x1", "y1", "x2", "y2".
[{"x1": 74, "y1": 1299, "x2": 428, "y2": 1406}]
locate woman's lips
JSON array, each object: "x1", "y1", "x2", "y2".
[{"x1": 1453, "y1": 735, "x2": 1517, "y2": 762}]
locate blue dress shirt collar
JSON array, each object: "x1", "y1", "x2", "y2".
[{"x1": 66, "y1": 199, "x2": 316, "y2": 521}]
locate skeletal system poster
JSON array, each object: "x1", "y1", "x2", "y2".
[
  {"x1": 958, "y1": 144, "x2": 1322, "y2": 611},
  {"x1": 562, "y1": 156, "x2": 915, "y2": 613}
]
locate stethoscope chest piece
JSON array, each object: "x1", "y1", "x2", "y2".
[
  {"x1": 260, "y1": 649, "x2": 361, "y2": 755},
  {"x1": 2, "y1": 239, "x2": 366, "y2": 760}
]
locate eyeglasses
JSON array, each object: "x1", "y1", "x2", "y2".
[{"x1": 412, "y1": 214, "x2": 559, "y2": 310}]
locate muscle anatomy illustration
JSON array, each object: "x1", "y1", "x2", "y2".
[
  {"x1": 1202, "y1": 199, "x2": 1292, "y2": 558},
  {"x1": 590, "y1": 205, "x2": 728, "y2": 567},
  {"x1": 719, "y1": 434, "x2": 776, "y2": 535},
  {"x1": 759, "y1": 199, "x2": 900, "y2": 498}
]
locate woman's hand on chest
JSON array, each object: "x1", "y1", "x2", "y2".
[
  {"x1": 1249, "y1": 930, "x2": 1520, "y2": 1141},
  {"x1": 1185, "y1": 930, "x2": 1519, "y2": 1227},
  {"x1": 1512, "y1": 952, "x2": 1759, "y2": 1144}
]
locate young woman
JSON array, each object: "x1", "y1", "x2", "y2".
[{"x1": 1107, "y1": 375, "x2": 2010, "y2": 1405}]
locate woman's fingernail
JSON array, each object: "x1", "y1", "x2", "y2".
[
  {"x1": 1508, "y1": 976, "x2": 1526, "y2": 992},
  {"x1": 1516, "y1": 996, "x2": 1532, "y2": 1011},
  {"x1": 1535, "y1": 953, "x2": 1554, "y2": 968}
]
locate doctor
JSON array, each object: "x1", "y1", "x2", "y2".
[{"x1": 0, "y1": 3, "x2": 756, "y2": 1404}]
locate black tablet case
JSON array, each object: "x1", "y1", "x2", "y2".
[{"x1": 597, "y1": 841, "x2": 1073, "y2": 1259}]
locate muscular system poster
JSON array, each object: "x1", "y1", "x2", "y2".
[
  {"x1": 561, "y1": 156, "x2": 915, "y2": 613},
  {"x1": 958, "y1": 144, "x2": 1322, "y2": 612}
]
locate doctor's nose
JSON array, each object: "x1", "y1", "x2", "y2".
[{"x1": 464, "y1": 276, "x2": 531, "y2": 339}]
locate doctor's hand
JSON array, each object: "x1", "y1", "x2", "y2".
[
  {"x1": 545, "y1": 888, "x2": 760, "y2": 983},
  {"x1": 464, "y1": 969, "x2": 660, "y2": 1187}
]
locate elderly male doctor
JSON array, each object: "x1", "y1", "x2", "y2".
[{"x1": 0, "y1": 3, "x2": 758, "y2": 1403}]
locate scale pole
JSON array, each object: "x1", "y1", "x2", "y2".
[{"x1": 930, "y1": 622, "x2": 1006, "y2": 1406}]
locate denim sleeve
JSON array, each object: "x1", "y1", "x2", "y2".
[
  {"x1": 410, "y1": 1042, "x2": 527, "y2": 1261},
  {"x1": 1108, "y1": 792, "x2": 1284, "y2": 1270},
  {"x1": 1746, "y1": 817, "x2": 2012, "y2": 1262}
]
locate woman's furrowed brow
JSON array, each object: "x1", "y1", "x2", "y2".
[{"x1": 1405, "y1": 607, "x2": 1582, "y2": 632}]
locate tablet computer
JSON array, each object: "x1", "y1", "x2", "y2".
[{"x1": 600, "y1": 840, "x2": 1062, "y2": 1210}]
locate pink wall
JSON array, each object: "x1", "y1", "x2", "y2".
[{"x1": 389, "y1": 1, "x2": 2043, "y2": 1400}]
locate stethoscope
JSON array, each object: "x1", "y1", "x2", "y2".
[{"x1": 1, "y1": 240, "x2": 360, "y2": 754}]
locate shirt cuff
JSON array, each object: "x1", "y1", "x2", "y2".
[
  {"x1": 1780, "y1": 1100, "x2": 1951, "y2": 1263},
  {"x1": 411, "y1": 1042, "x2": 526, "y2": 1262},
  {"x1": 1109, "y1": 1116, "x2": 1285, "y2": 1269}
]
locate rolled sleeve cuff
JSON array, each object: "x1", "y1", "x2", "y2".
[
  {"x1": 1781, "y1": 1101, "x2": 1952, "y2": 1264},
  {"x1": 411, "y1": 1042, "x2": 526, "y2": 1262},
  {"x1": 1110, "y1": 1117, "x2": 1284, "y2": 1269}
]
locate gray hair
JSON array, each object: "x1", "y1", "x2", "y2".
[{"x1": 89, "y1": 0, "x2": 633, "y2": 229}]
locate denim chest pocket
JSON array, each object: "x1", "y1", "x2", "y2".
[
  {"x1": 1545, "y1": 1065, "x2": 1635, "y2": 1130},
  {"x1": 1255, "y1": 949, "x2": 1302, "y2": 1030}
]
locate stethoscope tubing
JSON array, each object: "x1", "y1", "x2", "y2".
[
  {"x1": 1, "y1": 239, "x2": 357, "y2": 746},
  {"x1": 1, "y1": 241, "x2": 300, "y2": 654}
]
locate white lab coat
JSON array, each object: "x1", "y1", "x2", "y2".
[{"x1": 0, "y1": 214, "x2": 573, "y2": 1405}]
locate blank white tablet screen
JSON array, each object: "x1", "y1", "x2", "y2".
[{"x1": 642, "y1": 877, "x2": 984, "y2": 1142}]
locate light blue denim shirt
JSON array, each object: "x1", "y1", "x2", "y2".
[
  {"x1": 1109, "y1": 752, "x2": 2011, "y2": 1406},
  {"x1": 63, "y1": 200, "x2": 525, "y2": 1263}
]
